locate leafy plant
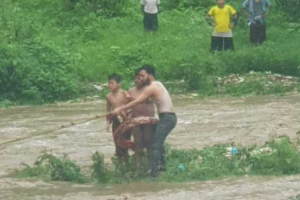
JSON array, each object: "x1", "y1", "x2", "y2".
[
  {"x1": 91, "y1": 151, "x2": 110, "y2": 183},
  {"x1": 275, "y1": 0, "x2": 300, "y2": 21},
  {"x1": 14, "y1": 153, "x2": 86, "y2": 183}
]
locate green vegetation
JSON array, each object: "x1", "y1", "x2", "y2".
[
  {"x1": 13, "y1": 137, "x2": 300, "y2": 184},
  {"x1": 91, "y1": 151, "x2": 110, "y2": 183},
  {"x1": 162, "y1": 137, "x2": 300, "y2": 182},
  {"x1": 291, "y1": 195, "x2": 300, "y2": 200},
  {"x1": 13, "y1": 153, "x2": 86, "y2": 183},
  {"x1": 0, "y1": 0, "x2": 299, "y2": 104},
  {"x1": 275, "y1": 0, "x2": 300, "y2": 21}
]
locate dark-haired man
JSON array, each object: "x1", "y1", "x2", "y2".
[{"x1": 112, "y1": 66, "x2": 177, "y2": 177}]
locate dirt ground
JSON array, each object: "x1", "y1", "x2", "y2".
[{"x1": 0, "y1": 93, "x2": 300, "y2": 200}]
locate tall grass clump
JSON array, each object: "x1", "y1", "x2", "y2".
[
  {"x1": 14, "y1": 153, "x2": 86, "y2": 183},
  {"x1": 91, "y1": 151, "x2": 110, "y2": 183}
]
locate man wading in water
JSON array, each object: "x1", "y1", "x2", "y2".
[
  {"x1": 127, "y1": 72, "x2": 155, "y2": 170},
  {"x1": 113, "y1": 65, "x2": 177, "y2": 177}
]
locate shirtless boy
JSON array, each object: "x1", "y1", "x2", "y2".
[
  {"x1": 106, "y1": 73, "x2": 131, "y2": 164},
  {"x1": 127, "y1": 73, "x2": 155, "y2": 169}
]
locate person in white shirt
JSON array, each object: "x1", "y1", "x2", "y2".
[{"x1": 141, "y1": 0, "x2": 160, "y2": 31}]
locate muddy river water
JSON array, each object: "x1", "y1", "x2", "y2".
[{"x1": 0, "y1": 94, "x2": 300, "y2": 200}]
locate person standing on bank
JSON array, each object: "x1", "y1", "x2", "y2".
[
  {"x1": 112, "y1": 65, "x2": 177, "y2": 177},
  {"x1": 242, "y1": 0, "x2": 272, "y2": 44},
  {"x1": 205, "y1": 0, "x2": 238, "y2": 51},
  {"x1": 141, "y1": 0, "x2": 160, "y2": 31}
]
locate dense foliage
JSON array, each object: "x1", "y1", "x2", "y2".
[
  {"x1": 0, "y1": 0, "x2": 299, "y2": 103},
  {"x1": 275, "y1": 0, "x2": 300, "y2": 20}
]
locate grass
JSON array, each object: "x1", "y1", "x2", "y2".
[
  {"x1": 0, "y1": 0, "x2": 300, "y2": 103},
  {"x1": 12, "y1": 137, "x2": 300, "y2": 184}
]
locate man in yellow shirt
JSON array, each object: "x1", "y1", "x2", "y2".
[{"x1": 205, "y1": 0, "x2": 238, "y2": 51}]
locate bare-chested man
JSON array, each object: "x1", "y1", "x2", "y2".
[
  {"x1": 127, "y1": 72, "x2": 155, "y2": 169},
  {"x1": 113, "y1": 65, "x2": 177, "y2": 177},
  {"x1": 106, "y1": 73, "x2": 131, "y2": 165}
]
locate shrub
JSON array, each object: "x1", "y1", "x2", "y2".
[
  {"x1": 91, "y1": 151, "x2": 110, "y2": 183},
  {"x1": 63, "y1": 0, "x2": 126, "y2": 17},
  {"x1": 0, "y1": 42, "x2": 78, "y2": 103},
  {"x1": 275, "y1": 0, "x2": 300, "y2": 21},
  {"x1": 14, "y1": 153, "x2": 86, "y2": 183}
]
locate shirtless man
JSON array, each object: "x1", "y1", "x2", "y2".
[
  {"x1": 113, "y1": 65, "x2": 177, "y2": 177},
  {"x1": 106, "y1": 73, "x2": 131, "y2": 165},
  {"x1": 127, "y1": 72, "x2": 155, "y2": 169}
]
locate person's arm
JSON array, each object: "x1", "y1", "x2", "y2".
[
  {"x1": 230, "y1": 13, "x2": 238, "y2": 28},
  {"x1": 264, "y1": 7, "x2": 271, "y2": 18},
  {"x1": 112, "y1": 87, "x2": 154, "y2": 115},
  {"x1": 205, "y1": 8, "x2": 215, "y2": 27},
  {"x1": 157, "y1": 0, "x2": 160, "y2": 12},
  {"x1": 205, "y1": 14, "x2": 215, "y2": 27},
  {"x1": 106, "y1": 96, "x2": 112, "y2": 132},
  {"x1": 242, "y1": 0, "x2": 251, "y2": 18},
  {"x1": 141, "y1": 5, "x2": 145, "y2": 14},
  {"x1": 263, "y1": 1, "x2": 272, "y2": 18},
  {"x1": 141, "y1": 0, "x2": 145, "y2": 14},
  {"x1": 242, "y1": 8, "x2": 251, "y2": 18}
]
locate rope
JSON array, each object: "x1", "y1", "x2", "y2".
[{"x1": 0, "y1": 113, "x2": 111, "y2": 147}]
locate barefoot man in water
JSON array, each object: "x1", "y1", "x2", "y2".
[
  {"x1": 127, "y1": 71, "x2": 156, "y2": 170},
  {"x1": 113, "y1": 65, "x2": 177, "y2": 177}
]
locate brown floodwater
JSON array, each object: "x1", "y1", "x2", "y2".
[{"x1": 0, "y1": 94, "x2": 300, "y2": 200}]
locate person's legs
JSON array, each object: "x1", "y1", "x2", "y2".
[
  {"x1": 142, "y1": 124, "x2": 155, "y2": 166},
  {"x1": 250, "y1": 23, "x2": 258, "y2": 44},
  {"x1": 143, "y1": 13, "x2": 151, "y2": 31},
  {"x1": 211, "y1": 36, "x2": 223, "y2": 52},
  {"x1": 123, "y1": 130, "x2": 131, "y2": 163},
  {"x1": 224, "y1": 37, "x2": 234, "y2": 51},
  {"x1": 112, "y1": 118, "x2": 131, "y2": 166},
  {"x1": 258, "y1": 25, "x2": 266, "y2": 44},
  {"x1": 132, "y1": 126, "x2": 143, "y2": 169},
  {"x1": 112, "y1": 118, "x2": 124, "y2": 164},
  {"x1": 151, "y1": 113, "x2": 177, "y2": 177},
  {"x1": 151, "y1": 13, "x2": 158, "y2": 31}
]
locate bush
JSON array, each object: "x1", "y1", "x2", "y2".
[
  {"x1": 161, "y1": 0, "x2": 215, "y2": 10},
  {"x1": 0, "y1": 42, "x2": 78, "y2": 103},
  {"x1": 63, "y1": 0, "x2": 126, "y2": 17},
  {"x1": 181, "y1": 0, "x2": 215, "y2": 9},
  {"x1": 275, "y1": 0, "x2": 300, "y2": 21},
  {"x1": 91, "y1": 151, "x2": 110, "y2": 183},
  {"x1": 14, "y1": 153, "x2": 86, "y2": 183}
]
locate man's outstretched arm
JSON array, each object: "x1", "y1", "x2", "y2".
[{"x1": 112, "y1": 87, "x2": 154, "y2": 115}]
